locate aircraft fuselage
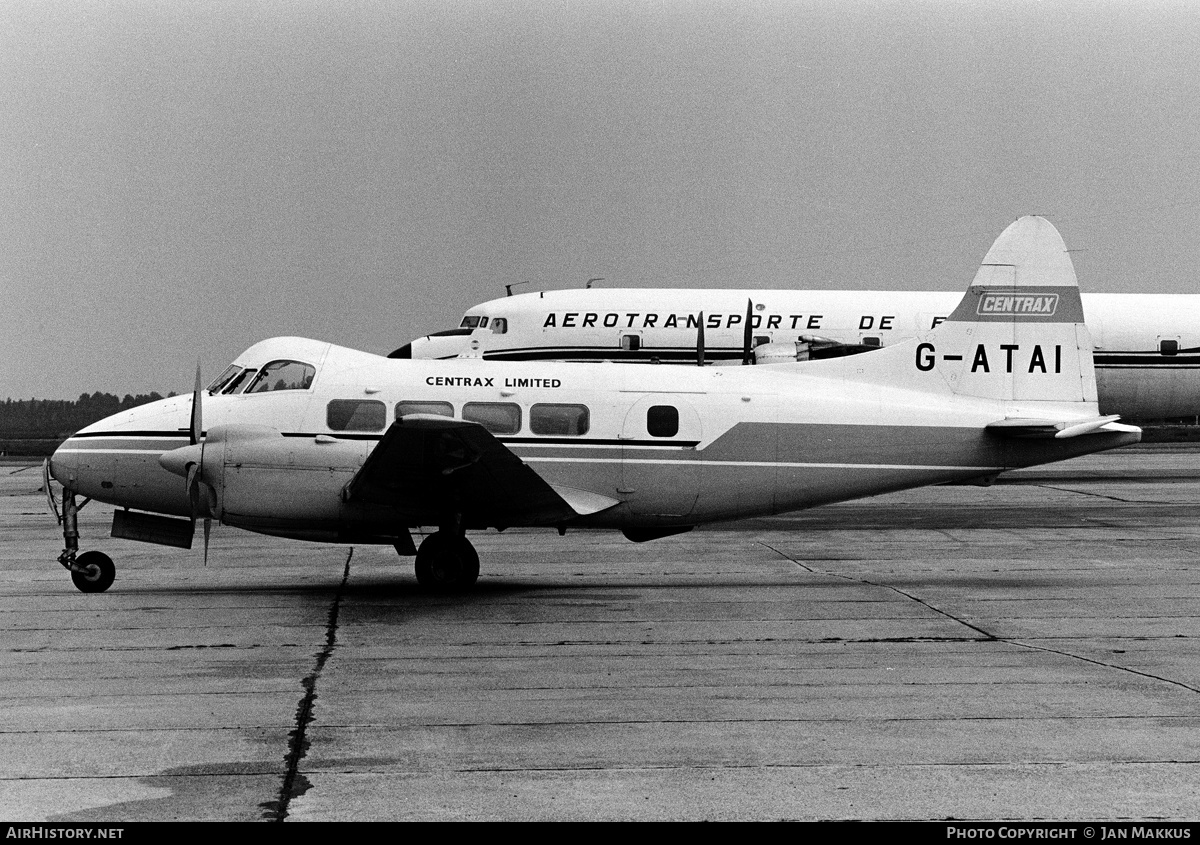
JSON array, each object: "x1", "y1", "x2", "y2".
[{"x1": 50, "y1": 337, "x2": 1136, "y2": 545}]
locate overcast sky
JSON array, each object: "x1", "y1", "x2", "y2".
[{"x1": 4, "y1": 0, "x2": 1200, "y2": 399}]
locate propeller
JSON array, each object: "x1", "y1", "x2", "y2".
[
  {"x1": 696, "y1": 312, "x2": 705, "y2": 367},
  {"x1": 742, "y1": 299, "x2": 755, "y2": 365},
  {"x1": 188, "y1": 364, "x2": 213, "y2": 563},
  {"x1": 190, "y1": 364, "x2": 203, "y2": 446},
  {"x1": 159, "y1": 366, "x2": 218, "y2": 563}
]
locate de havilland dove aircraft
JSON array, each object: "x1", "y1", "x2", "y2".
[
  {"x1": 46, "y1": 216, "x2": 1139, "y2": 594},
  {"x1": 399, "y1": 268, "x2": 1200, "y2": 422}
]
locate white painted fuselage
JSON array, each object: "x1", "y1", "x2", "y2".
[{"x1": 51, "y1": 335, "x2": 1136, "y2": 545}]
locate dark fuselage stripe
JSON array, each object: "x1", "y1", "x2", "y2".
[
  {"x1": 479, "y1": 347, "x2": 1200, "y2": 367},
  {"x1": 71, "y1": 430, "x2": 191, "y2": 439},
  {"x1": 64, "y1": 431, "x2": 699, "y2": 449}
]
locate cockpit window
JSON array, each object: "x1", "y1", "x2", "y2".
[
  {"x1": 222, "y1": 368, "x2": 257, "y2": 394},
  {"x1": 244, "y1": 360, "x2": 316, "y2": 394},
  {"x1": 460, "y1": 315, "x2": 508, "y2": 333},
  {"x1": 207, "y1": 364, "x2": 243, "y2": 394}
]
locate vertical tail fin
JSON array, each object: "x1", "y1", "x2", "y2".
[
  {"x1": 811, "y1": 215, "x2": 1136, "y2": 447},
  {"x1": 923, "y1": 216, "x2": 1095, "y2": 405}
]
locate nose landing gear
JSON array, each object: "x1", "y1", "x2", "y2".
[{"x1": 51, "y1": 480, "x2": 115, "y2": 594}]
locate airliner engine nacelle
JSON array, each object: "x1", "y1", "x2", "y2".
[
  {"x1": 754, "y1": 340, "x2": 817, "y2": 364},
  {"x1": 753, "y1": 336, "x2": 878, "y2": 364},
  {"x1": 159, "y1": 425, "x2": 370, "y2": 528}
]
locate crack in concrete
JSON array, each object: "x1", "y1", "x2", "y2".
[
  {"x1": 262, "y1": 548, "x2": 352, "y2": 821},
  {"x1": 1031, "y1": 483, "x2": 1182, "y2": 505},
  {"x1": 760, "y1": 542, "x2": 1200, "y2": 695}
]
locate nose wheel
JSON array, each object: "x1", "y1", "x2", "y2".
[
  {"x1": 70, "y1": 551, "x2": 116, "y2": 593},
  {"x1": 414, "y1": 531, "x2": 479, "y2": 592}
]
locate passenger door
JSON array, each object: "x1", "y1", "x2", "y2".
[{"x1": 619, "y1": 394, "x2": 701, "y2": 517}]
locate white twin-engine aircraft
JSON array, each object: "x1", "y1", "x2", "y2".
[
  {"x1": 47, "y1": 216, "x2": 1139, "y2": 594},
  {"x1": 401, "y1": 266, "x2": 1200, "y2": 422}
]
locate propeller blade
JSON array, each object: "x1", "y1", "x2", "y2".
[
  {"x1": 696, "y1": 312, "x2": 705, "y2": 367},
  {"x1": 186, "y1": 462, "x2": 217, "y2": 520},
  {"x1": 186, "y1": 364, "x2": 214, "y2": 562},
  {"x1": 742, "y1": 299, "x2": 754, "y2": 365},
  {"x1": 190, "y1": 364, "x2": 203, "y2": 446},
  {"x1": 186, "y1": 464, "x2": 201, "y2": 515}
]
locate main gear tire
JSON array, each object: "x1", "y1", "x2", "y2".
[{"x1": 414, "y1": 533, "x2": 480, "y2": 592}]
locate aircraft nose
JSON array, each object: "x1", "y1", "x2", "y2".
[
  {"x1": 159, "y1": 443, "x2": 203, "y2": 478},
  {"x1": 48, "y1": 439, "x2": 79, "y2": 486}
]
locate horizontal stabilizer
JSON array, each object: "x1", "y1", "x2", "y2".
[{"x1": 986, "y1": 415, "x2": 1138, "y2": 439}]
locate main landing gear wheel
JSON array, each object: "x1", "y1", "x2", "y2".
[
  {"x1": 414, "y1": 532, "x2": 479, "y2": 592},
  {"x1": 70, "y1": 551, "x2": 116, "y2": 594}
]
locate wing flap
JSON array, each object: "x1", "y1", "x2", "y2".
[{"x1": 550, "y1": 484, "x2": 620, "y2": 516}]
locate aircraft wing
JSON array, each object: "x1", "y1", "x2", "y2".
[{"x1": 343, "y1": 416, "x2": 618, "y2": 526}]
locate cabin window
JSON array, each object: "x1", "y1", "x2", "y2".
[
  {"x1": 754, "y1": 335, "x2": 770, "y2": 347},
  {"x1": 647, "y1": 405, "x2": 679, "y2": 437},
  {"x1": 530, "y1": 403, "x2": 590, "y2": 436},
  {"x1": 491, "y1": 318, "x2": 508, "y2": 334},
  {"x1": 207, "y1": 364, "x2": 242, "y2": 394},
  {"x1": 862, "y1": 336, "x2": 881, "y2": 347},
  {"x1": 327, "y1": 399, "x2": 386, "y2": 432},
  {"x1": 1160, "y1": 339, "x2": 1180, "y2": 356},
  {"x1": 463, "y1": 402, "x2": 521, "y2": 434},
  {"x1": 222, "y1": 368, "x2": 257, "y2": 394},
  {"x1": 396, "y1": 400, "x2": 454, "y2": 419},
  {"x1": 245, "y1": 360, "x2": 316, "y2": 393},
  {"x1": 621, "y1": 334, "x2": 640, "y2": 351}
]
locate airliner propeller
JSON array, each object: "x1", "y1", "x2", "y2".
[
  {"x1": 186, "y1": 365, "x2": 215, "y2": 563},
  {"x1": 695, "y1": 301, "x2": 756, "y2": 366},
  {"x1": 190, "y1": 365, "x2": 203, "y2": 446},
  {"x1": 742, "y1": 299, "x2": 754, "y2": 365}
]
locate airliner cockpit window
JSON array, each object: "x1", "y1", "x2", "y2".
[
  {"x1": 222, "y1": 368, "x2": 257, "y2": 394},
  {"x1": 244, "y1": 360, "x2": 316, "y2": 394},
  {"x1": 460, "y1": 315, "x2": 484, "y2": 329},
  {"x1": 207, "y1": 365, "x2": 242, "y2": 394},
  {"x1": 491, "y1": 318, "x2": 508, "y2": 334}
]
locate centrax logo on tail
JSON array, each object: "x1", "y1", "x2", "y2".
[{"x1": 46, "y1": 217, "x2": 1139, "y2": 594}]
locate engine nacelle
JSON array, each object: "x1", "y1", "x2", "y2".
[
  {"x1": 754, "y1": 336, "x2": 881, "y2": 364},
  {"x1": 162, "y1": 424, "x2": 373, "y2": 534}
]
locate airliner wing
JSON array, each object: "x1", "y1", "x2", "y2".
[{"x1": 343, "y1": 416, "x2": 618, "y2": 524}]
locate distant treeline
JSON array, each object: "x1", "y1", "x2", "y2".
[{"x1": 0, "y1": 393, "x2": 173, "y2": 455}]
